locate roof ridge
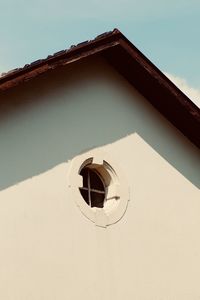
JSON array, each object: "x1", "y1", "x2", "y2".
[{"x1": 0, "y1": 29, "x2": 121, "y2": 80}]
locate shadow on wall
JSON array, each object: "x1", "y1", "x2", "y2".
[{"x1": 0, "y1": 56, "x2": 199, "y2": 191}]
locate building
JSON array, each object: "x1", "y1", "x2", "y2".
[{"x1": 0, "y1": 29, "x2": 200, "y2": 299}]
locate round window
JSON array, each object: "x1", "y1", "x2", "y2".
[{"x1": 68, "y1": 149, "x2": 129, "y2": 227}]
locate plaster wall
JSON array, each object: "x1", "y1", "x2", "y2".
[{"x1": 0, "y1": 56, "x2": 200, "y2": 299}]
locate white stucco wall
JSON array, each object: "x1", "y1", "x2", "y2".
[{"x1": 0, "y1": 56, "x2": 200, "y2": 299}]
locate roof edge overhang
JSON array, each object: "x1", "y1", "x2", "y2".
[{"x1": 0, "y1": 29, "x2": 199, "y2": 148}]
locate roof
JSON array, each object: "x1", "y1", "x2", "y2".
[{"x1": 0, "y1": 29, "x2": 199, "y2": 149}]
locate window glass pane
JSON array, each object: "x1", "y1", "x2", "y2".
[
  {"x1": 80, "y1": 168, "x2": 89, "y2": 188},
  {"x1": 79, "y1": 188, "x2": 89, "y2": 205},
  {"x1": 91, "y1": 192, "x2": 105, "y2": 208},
  {"x1": 89, "y1": 170, "x2": 104, "y2": 191}
]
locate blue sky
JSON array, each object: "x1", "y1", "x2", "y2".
[{"x1": 0, "y1": 0, "x2": 200, "y2": 106}]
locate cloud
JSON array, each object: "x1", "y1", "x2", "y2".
[{"x1": 165, "y1": 73, "x2": 200, "y2": 108}]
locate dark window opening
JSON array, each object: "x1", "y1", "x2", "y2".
[{"x1": 79, "y1": 167, "x2": 106, "y2": 208}]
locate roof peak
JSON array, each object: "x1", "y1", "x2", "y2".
[{"x1": 0, "y1": 29, "x2": 199, "y2": 148}]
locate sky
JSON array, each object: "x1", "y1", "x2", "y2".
[{"x1": 0, "y1": 0, "x2": 200, "y2": 107}]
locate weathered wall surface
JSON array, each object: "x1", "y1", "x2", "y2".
[{"x1": 0, "y1": 56, "x2": 200, "y2": 299}]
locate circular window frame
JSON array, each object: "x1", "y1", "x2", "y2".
[{"x1": 68, "y1": 149, "x2": 129, "y2": 227}]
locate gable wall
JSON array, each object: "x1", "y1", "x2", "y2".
[{"x1": 0, "y1": 56, "x2": 200, "y2": 299}]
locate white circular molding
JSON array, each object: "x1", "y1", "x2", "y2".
[{"x1": 68, "y1": 149, "x2": 129, "y2": 227}]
